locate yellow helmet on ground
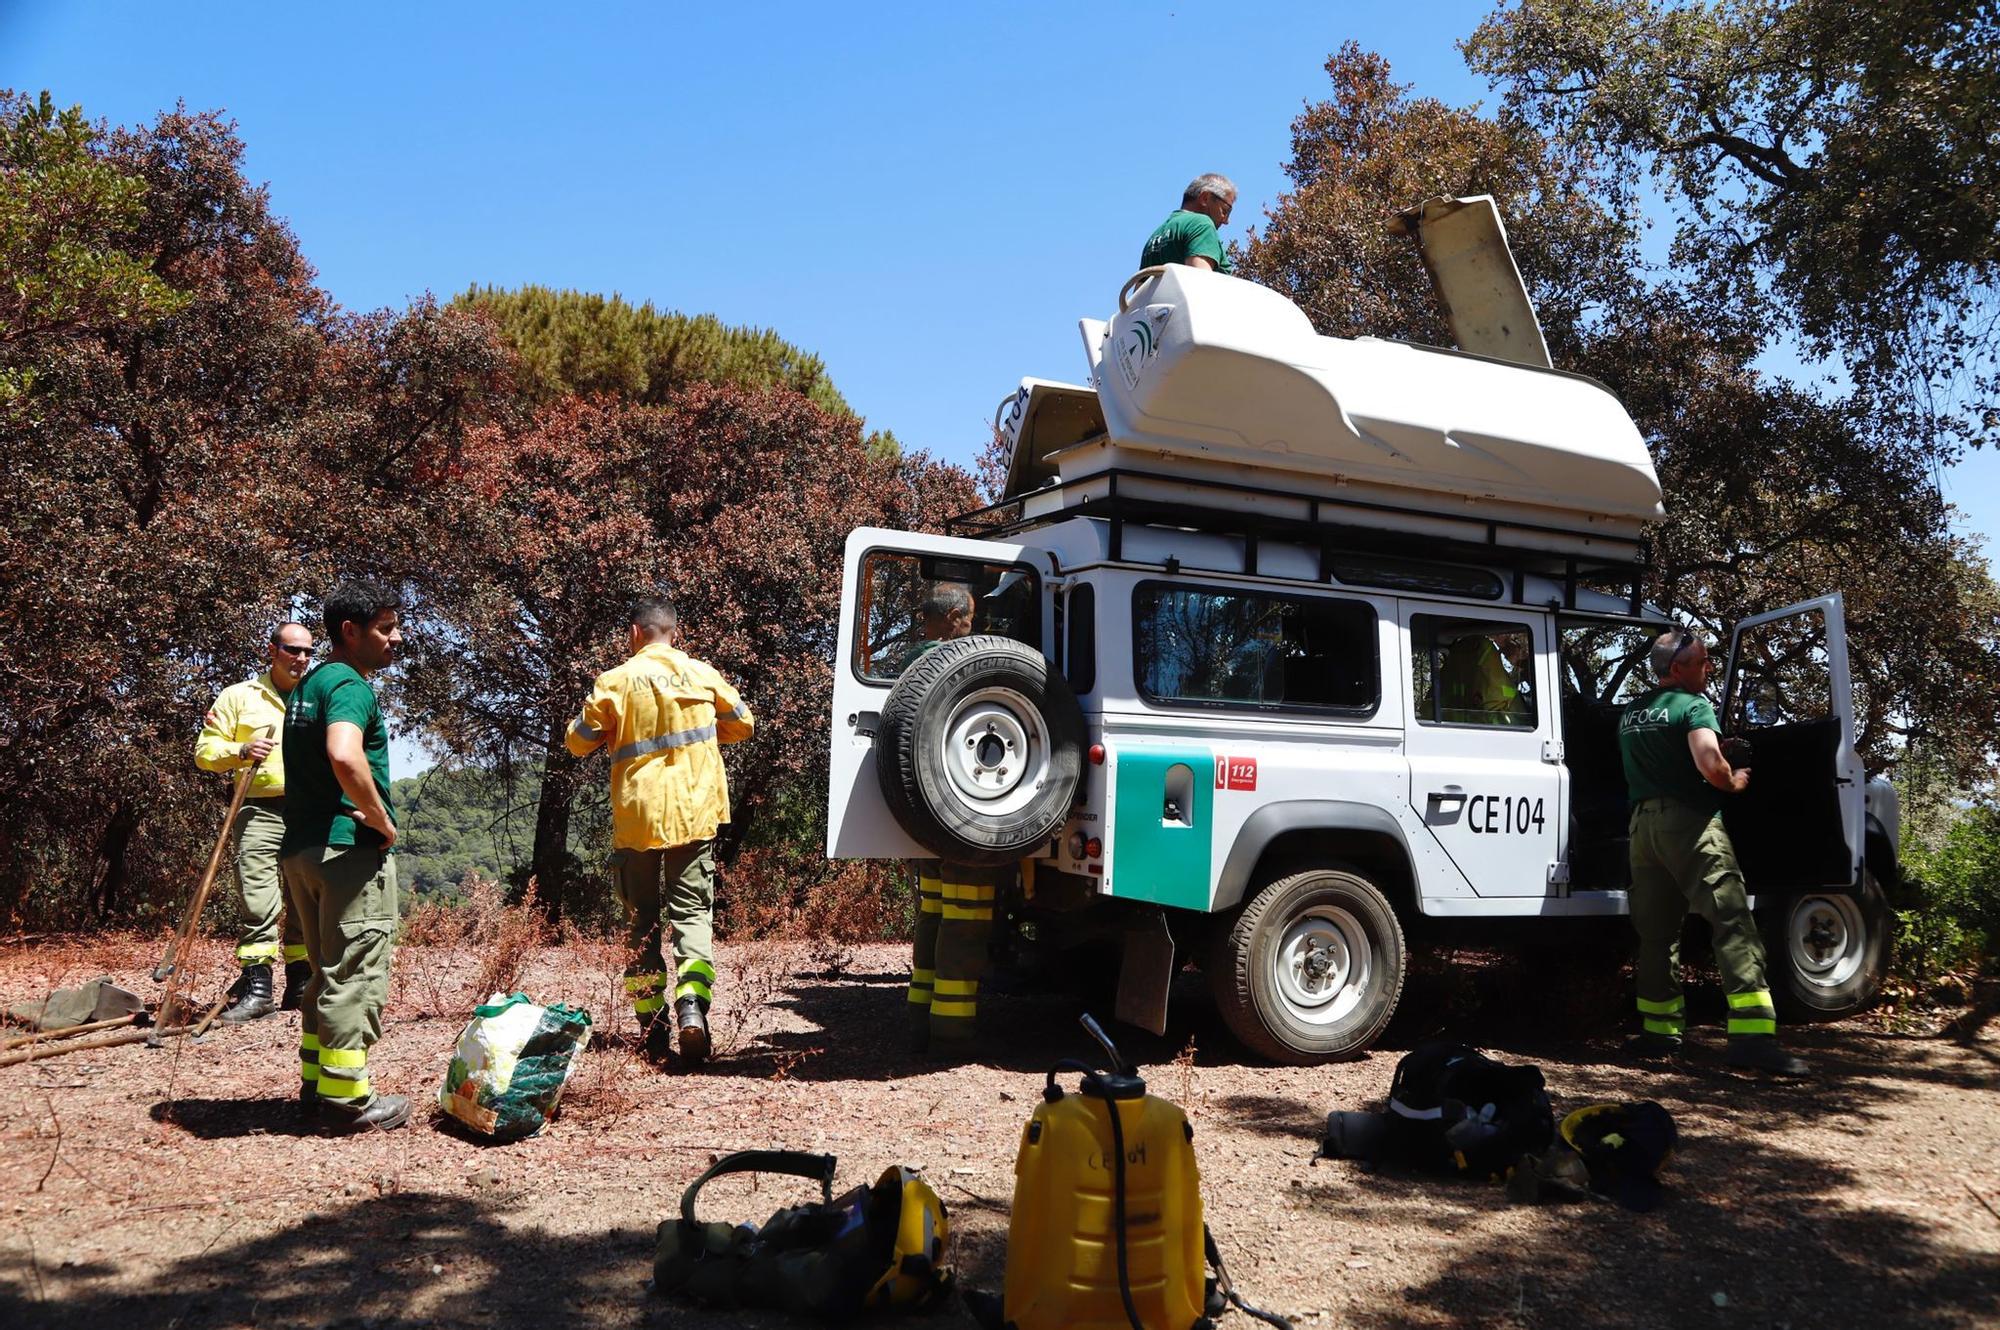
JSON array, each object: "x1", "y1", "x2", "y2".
[{"x1": 865, "y1": 1166, "x2": 952, "y2": 1310}]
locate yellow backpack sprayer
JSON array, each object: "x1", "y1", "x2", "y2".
[{"x1": 1002, "y1": 1015, "x2": 1291, "y2": 1330}]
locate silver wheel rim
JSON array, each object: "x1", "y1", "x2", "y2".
[
  {"x1": 1272, "y1": 906, "x2": 1372, "y2": 1027},
  {"x1": 939, "y1": 685, "x2": 1050, "y2": 818},
  {"x1": 1788, "y1": 893, "x2": 1867, "y2": 990}
]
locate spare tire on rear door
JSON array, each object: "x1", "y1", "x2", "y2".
[{"x1": 875, "y1": 635, "x2": 1085, "y2": 866}]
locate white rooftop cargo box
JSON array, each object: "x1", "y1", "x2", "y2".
[{"x1": 997, "y1": 258, "x2": 1663, "y2": 562}]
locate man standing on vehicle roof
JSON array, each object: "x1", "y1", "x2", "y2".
[
  {"x1": 195, "y1": 622, "x2": 316, "y2": 1021},
  {"x1": 567, "y1": 596, "x2": 754, "y2": 1066},
  {"x1": 1618, "y1": 628, "x2": 1808, "y2": 1076},
  {"x1": 900, "y1": 584, "x2": 1008, "y2": 1059},
  {"x1": 1140, "y1": 173, "x2": 1236, "y2": 274},
  {"x1": 280, "y1": 580, "x2": 410, "y2": 1130}
]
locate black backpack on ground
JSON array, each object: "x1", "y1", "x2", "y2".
[{"x1": 1324, "y1": 1041, "x2": 1554, "y2": 1181}]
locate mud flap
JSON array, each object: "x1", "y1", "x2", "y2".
[{"x1": 1114, "y1": 907, "x2": 1174, "y2": 1036}]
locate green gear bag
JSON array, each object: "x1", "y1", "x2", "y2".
[{"x1": 653, "y1": 1150, "x2": 951, "y2": 1319}]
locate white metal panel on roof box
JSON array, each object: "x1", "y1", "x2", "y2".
[{"x1": 1053, "y1": 265, "x2": 1662, "y2": 554}]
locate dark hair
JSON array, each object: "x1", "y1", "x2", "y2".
[
  {"x1": 323, "y1": 580, "x2": 400, "y2": 642},
  {"x1": 632, "y1": 595, "x2": 678, "y2": 633}
]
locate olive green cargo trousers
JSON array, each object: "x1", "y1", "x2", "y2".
[
  {"x1": 1628, "y1": 798, "x2": 1777, "y2": 1040},
  {"x1": 231, "y1": 799, "x2": 305, "y2": 967},
  {"x1": 282, "y1": 844, "x2": 399, "y2": 1114},
  {"x1": 614, "y1": 840, "x2": 716, "y2": 1026}
]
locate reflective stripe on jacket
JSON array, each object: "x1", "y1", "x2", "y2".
[
  {"x1": 566, "y1": 642, "x2": 754, "y2": 850},
  {"x1": 195, "y1": 672, "x2": 288, "y2": 797}
]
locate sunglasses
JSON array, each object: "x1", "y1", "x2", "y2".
[
  {"x1": 274, "y1": 643, "x2": 314, "y2": 657},
  {"x1": 1672, "y1": 629, "x2": 1712, "y2": 664}
]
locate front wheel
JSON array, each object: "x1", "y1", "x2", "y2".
[
  {"x1": 1760, "y1": 870, "x2": 1891, "y2": 1021},
  {"x1": 1208, "y1": 868, "x2": 1406, "y2": 1064}
]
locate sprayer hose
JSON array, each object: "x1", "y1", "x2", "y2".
[{"x1": 1097, "y1": 1074, "x2": 1149, "y2": 1330}]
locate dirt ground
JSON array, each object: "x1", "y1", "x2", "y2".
[{"x1": 1, "y1": 930, "x2": 1996, "y2": 1330}]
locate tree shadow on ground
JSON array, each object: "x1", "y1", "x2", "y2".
[
  {"x1": 1207, "y1": 1092, "x2": 1326, "y2": 1143},
  {"x1": 1311, "y1": 1116, "x2": 2000, "y2": 1329},
  {"x1": 0, "y1": 1189, "x2": 985, "y2": 1330},
  {"x1": 708, "y1": 940, "x2": 1996, "y2": 1143}
]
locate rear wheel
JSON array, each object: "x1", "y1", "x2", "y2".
[
  {"x1": 1761, "y1": 870, "x2": 1891, "y2": 1021},
  {"x1": 1209, "y1": 868, "x2": 1405, "y2": 1064}
]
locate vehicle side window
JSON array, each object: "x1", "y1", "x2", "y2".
[
  {"x1": 855, "y1": 552, "x2": 1039, "y2": 683},
  {"x1": 1412, "y1": 616, "x2": 1536, "y2": 728},
  {"x1": 1134, "y1": 583, "x2": 1377, "y2": 715},
  {"x1": 1066, "y1": 584, "x2": 1096, "y2": 695},
  {"x1": 1728, "y1": 609, "x2": 1831, "y2": 729}
]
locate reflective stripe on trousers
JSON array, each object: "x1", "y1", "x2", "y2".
[
  {"x1": 908, "y1": 866, "x2": 1000, "y2": 1043},
  {"x1": 317, "y1": 1045, "x2": 369, "y2": 1102},
  {"x1": 1628, "y1": 798, "x2": 1775, "y2": 1037}
]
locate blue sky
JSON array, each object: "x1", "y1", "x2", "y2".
[
  {"x1": 5, "y1": 0, "x2": 1994, "y2": 768},
  {"x1": 6, "y1": 0, "x2": 1991, "y2": 535}
]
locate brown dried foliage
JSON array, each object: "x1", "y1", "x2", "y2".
[{"x1": 396, "y1": 873, "x2": 552, "y2": 1018}]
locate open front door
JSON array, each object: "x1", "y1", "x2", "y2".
[
  {"x1": 1720, "y1": 595, "x2": 1865, "y2": 892},
  {"x1": 827, "y1": 526, "x2": 1048, "y2": 859}
]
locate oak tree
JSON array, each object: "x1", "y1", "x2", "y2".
[
  {"x1": 1465, "y1": 0, "x2": 2000, "y2": 453},
  {"x1": 1233, "y1": 46, "x2": 2000, "y2": 781}
]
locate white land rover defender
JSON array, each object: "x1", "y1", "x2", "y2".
[{"x1": 827, "y1": 198, "x2": 1900, "y2": 1063}]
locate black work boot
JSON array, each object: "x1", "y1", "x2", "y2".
[
  {"x1": 279, "y1": 960, "x2": 311, "y2": 1011},
  {"x1": 676, "y1": 995, "x2": 710, "y2": 1064},
  {"x1": 1619, "y1": 1032, "x2": 1683, "y2": 1062},
  {"x1": 643, "y1": 1017, "x2": 675, "y2": 1064},
  {"x1": 219, "y1": 963, "x2": 276, "y2": 1022},
  {"x1": 1725, "y1": 1036, "x2": 1810, "y2": 1077},
  {"x1": 323, "y1": 1094, "x2": 412, "y2": 1133},
  {"x1": 299, "y1": 1080, "x2": 319, "y2": 1123}
]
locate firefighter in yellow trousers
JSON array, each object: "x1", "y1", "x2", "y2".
[
  {"x1": 907, "y1": 861, "x2": 1009, "y2": 1056},
  {"x1": 567, "y1": 596, "x2": 753, "y2": 1065},
  {"x1": 896, "y1": 584, "x2": 1010, "y2": 1058},
  {"x1": 194, "y1": 622, "x2": 316, "y2": 1021}
]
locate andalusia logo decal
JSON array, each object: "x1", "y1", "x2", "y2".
[{"x1": 1115, "y1": 304, "x2": 1173, "y2": 392}]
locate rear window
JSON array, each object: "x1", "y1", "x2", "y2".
[
  {"x1": 1133, "y1": 582, "x2": 1377, "y2": 715},
  {"x1": 854, "y1": 551, "x2": 1040, "y2": 683},
  {"x1": 1065, "y1": 583, "x2": 1097, "y2": 695}
]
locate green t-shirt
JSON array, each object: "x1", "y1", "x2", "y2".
[
  {"x1": 280, "y1": 661, "x2": 395, "y2": 855},
  {"x1": 1618, "y1": 687, "x2": 1722, "y2": 812},
  {"x1": 1140, "y1": 210, "x2": 1232, "y2": 274}
]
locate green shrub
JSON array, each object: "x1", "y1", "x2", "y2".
[{"x1": 1896, "y1": 803, "x2": 1999, "y2": 983}]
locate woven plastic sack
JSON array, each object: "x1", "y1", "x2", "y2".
[{"x1": 438, "y1": 992, "x2": 592, "y2": 1141}]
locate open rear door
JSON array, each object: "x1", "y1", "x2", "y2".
[
  {"x1": 827, "y1": 526, "x2": 1049, "y2": 859},
  {"x1": 1719, "y1": 595, "x2": 1865, "y2": 893}
]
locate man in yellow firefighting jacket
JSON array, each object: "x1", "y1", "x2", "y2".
[
  {"x1": 194, "y1": 622, "x2": 316, "y2": 1021},
  {"x1": 567, "y1": 596, "x2": 754, "y2": 1064}
]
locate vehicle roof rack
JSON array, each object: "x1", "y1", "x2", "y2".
[{"x1": 946, "y1": 467, "x2": 1652, "y2": 616}]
